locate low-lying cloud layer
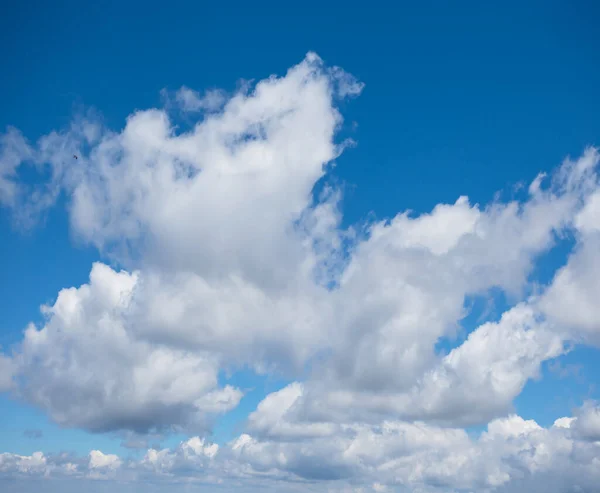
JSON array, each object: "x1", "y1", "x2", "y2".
[
  {"x1": 2, "y1": 410, "x2": 600, "y2": 492},
  {"x1": 1, "y1": 53, "x2": 599, "y2": 492}
]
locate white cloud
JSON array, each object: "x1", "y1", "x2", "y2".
[
  {"x1": 538, "y1": 174, "x2": 600, "y2": 344},
  {"x1": 0, "y1": 127, "x2": 33, "y2": 206},
  {"x1": 2, "y1": 409, "x2": 600, "y2": 492},
  {"x1": 575, "y1": 190, "x2": 600, "y2": 234},
  {"x1": 285, "y1": 147, "x2": 597, "y2": 427},
  {"x1": 10, "y1": 262, "x2": 241, "y2": 434},
  {"x1": 223, "y1": 410, "x2": 600, "y2": 490},
  {"x1": 247, "y1": 382, "x2": 339, "y2": 440},
  {"x1": 0, "y1": 451, "x2": 47, "y2": 476},
  {"x1": 1, "y1": 53, "x2": 600, "y2": 492},
  {"x1": 173, "y1": 86, "x2": 227, "y2": 112},
  {"x1": 89, "y1": 451, "x2": 121, "y2": 470},
  {"x1": 1, "y1": 52, "x2": 358, "y2": 432},
  {"x1": 572, "y1": 401, "x2": 600, "y2": 441},
  {"x1": 329, "y1": 65, "x2": 365, "y2": 98},
  {"x1": 539, "y1": 236, "x2": 600, "y2": 343},
  {"x1": 404, "y1": 303, "x2": 564, "y2": 424}
]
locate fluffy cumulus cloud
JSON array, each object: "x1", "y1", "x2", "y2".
[
  {"x1": 538, "y1": 184, "x2": 600, "y2": 345},
  {"x1": 1, "y1": 53, "x2": 600, "y2": 492},
  {"x1": 2, "y1": 411, "x2": 600, "y2": 492},
  {"x1": 10, "y1": 262, "x2": 242, "y2": 434}
]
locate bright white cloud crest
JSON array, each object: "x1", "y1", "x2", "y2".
[{"x1": 1, "y1": 53, "x2": 600, "y2": 492}]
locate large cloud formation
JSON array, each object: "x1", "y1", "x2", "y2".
[{"x1": 1, "y1": 53, "x2": 599, "y2": 492}]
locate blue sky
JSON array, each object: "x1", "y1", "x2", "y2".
[{"x1": 1, "y1": 1, "x2": 600, "y2": 492}]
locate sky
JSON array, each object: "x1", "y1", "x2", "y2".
[{"x1": 1, "y1": 1, "x2": 600, "y2": 492}]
